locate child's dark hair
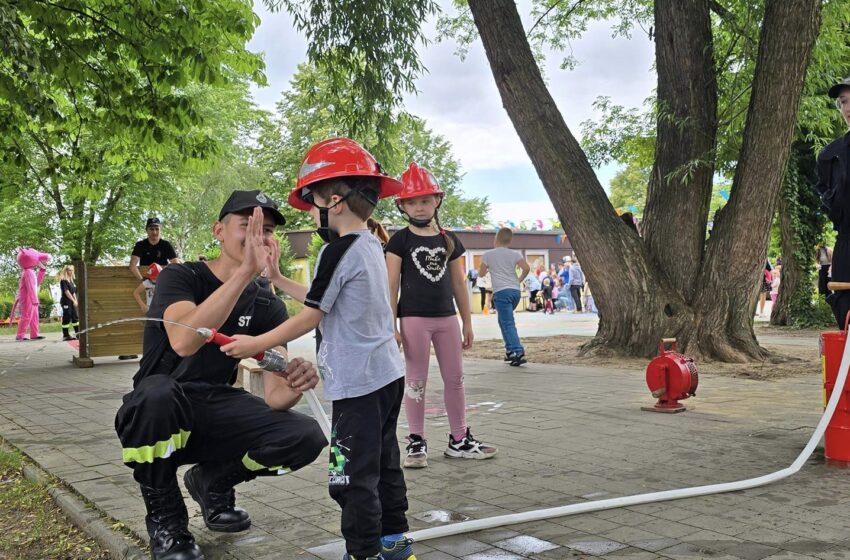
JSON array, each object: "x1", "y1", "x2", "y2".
[{"x1": 310, "y1": 176, "x2": 381, "y2": 220}]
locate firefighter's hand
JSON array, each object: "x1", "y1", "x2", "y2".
[
  {"x1": 279, "y1": 357, "x2": 319, "y2": 392},
  {"x1": 220, "y1": 334, "x2": 263, "y2": 360},
  {"x1": 238, "y1": 207, "x2": 270, "y2": 277}
]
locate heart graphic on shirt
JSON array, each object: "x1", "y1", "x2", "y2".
[{"x1": 411, "y1": 246, "x2": 447, "y2": 283}]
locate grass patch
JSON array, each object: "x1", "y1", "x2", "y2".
[{"x1": 0, "y1": 447, "x2": 109, "y2": 559}]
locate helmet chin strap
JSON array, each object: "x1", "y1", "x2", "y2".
[
  {"x1": 397, "y1": 197, "x2": 443, "y2": 229},
  {"x1": 315, "y1": 188, "x2": 378, "y2": 243},
  {"x1": 404, "y1": 214, "x2": 434, "y2": 228}
]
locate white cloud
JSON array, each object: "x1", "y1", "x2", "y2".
[{"x1": 489, "y1": 200, "x2": 559, "y2": 223}]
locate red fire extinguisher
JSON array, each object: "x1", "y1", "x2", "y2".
[
  {"x1": 819, "y1": 313, "x2": 850, "y2": 461},
  {"x1": 642, "y1": 338, "x2": 699, "y2": 413}
]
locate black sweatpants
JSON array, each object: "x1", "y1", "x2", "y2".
[
  {"x1": 329, "y1": 378, "x2": 408, "y2": 558},
  {"x1": 115, "y1": 375, "x2": 326, "y2": 488}
]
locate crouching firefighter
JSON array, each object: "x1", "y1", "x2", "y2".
[{"x1": 115, "y1": 191, "x2": 326, "y2": 560}]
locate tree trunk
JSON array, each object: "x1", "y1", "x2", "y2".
[
  {"x1": 693, "y1": 0, "x2": 821, "y2": 359},
  {"x1": 643, "y1": 0, "x2": 717, "y2": 302},
  {"x1": 467, "y1": 0, "x2": 822, "y2": 360}
]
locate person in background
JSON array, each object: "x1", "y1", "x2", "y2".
[
  {"x1": 817, "y1": 243, "x2": 832, "y2": 295},
  {"x1": 129, "y1": 217, "x2": 180, "y2": 281},
  {"x1": 479, "y1": 228, "x2": 530, "y2": 366},
  {"x1": 478, "y1": 271, "x2": 492, "y2": 314},
  {"x1": 568, "y1": 259, "x2": 585, "y2": 313},
  {"x1": 757, "y1": 261, "x2": 772, "y2": 318},
  {"x1": 57, "y1": 265, "x2": 80, "y2": 341},
  {"x1": 133, "y1": 263, "x2": 163, "y2": 315}
]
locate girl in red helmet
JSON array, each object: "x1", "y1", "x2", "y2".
[{"x1": 385, "y1": 162, "x2": 497, "y2": 469}]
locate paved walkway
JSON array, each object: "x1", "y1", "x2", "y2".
[{"x1": 0, "y1": 317, "x2": 845, "y2": 560}]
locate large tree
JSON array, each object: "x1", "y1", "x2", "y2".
[{"x1": 454, "y1": 0, "x2": 822, "y2": 360}]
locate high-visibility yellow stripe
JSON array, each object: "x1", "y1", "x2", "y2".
[
  {"x1": 122, "y1": 430, "x2": 191, "y2": 464},
  {"x1": 242, "y1": 453, "x2": 289, "y2": 475}
]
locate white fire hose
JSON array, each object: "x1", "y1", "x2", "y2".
[{"x1": 403, "y1": 334, "x2": 848, "y2": 542}]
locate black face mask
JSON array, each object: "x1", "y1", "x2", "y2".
[{"x1": 308, "y1": 188, "x2": 378, "y2": 243}]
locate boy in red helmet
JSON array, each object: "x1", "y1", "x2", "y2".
[{"x1": 222, "y1": 138, "x2": 415, "y2": 560}]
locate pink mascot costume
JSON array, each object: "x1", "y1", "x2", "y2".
[{"x1": 14, "y1": 248, "x2": 50, "y2": 341}]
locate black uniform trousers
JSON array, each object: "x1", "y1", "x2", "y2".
[
  {"x1": 115, "y1": 375, "x2": 326, "y2": 488},
  {"x1": 61, "y1": 303, "x2": 79, "y2": 331},
  {"x1": 329, "y1": 378, "x2": 409, "y2": 558}
]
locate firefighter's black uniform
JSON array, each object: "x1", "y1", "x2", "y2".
[
  {"x1": 115, "y1": 261, "x2": 325, "y2": 560},
  {"x1": 816, "y1": 130, "x2": 850, "y2": 328}
]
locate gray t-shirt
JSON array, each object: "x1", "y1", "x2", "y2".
[
  {"x1": 304, "y1": 230, "x2": 404, "y2": 401},
  {"x1": 482, "y1": 247, "x2": 524, "y2": 293}
]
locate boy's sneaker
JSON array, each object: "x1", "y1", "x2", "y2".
[
  {"x1": 503, "y1": 352, "x2": 513, "y2": 362},
  {"x1": 509, "y1": 352, "x2": 527, "y2": 367},
  {"x1": 403, "y1": 435, "x2": 427, "y2": 468},
  {"x1": 342, "y1": 555, "x2": 384, "y2": 560},
  {"x1": 381, "y1": 534, "x2": 415, "y2": 560},
  {"x1": 444, "y1": 428, "x2": 498, "y2": 460}
]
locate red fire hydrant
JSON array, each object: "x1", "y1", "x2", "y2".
[
  {"x1": 819, "y1": 319, "x2": 850, "y2": 461},
  {"x1": 642, "y1": 338, "x2": 699, "y2": 413}
]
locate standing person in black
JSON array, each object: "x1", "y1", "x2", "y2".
[
  {"x1": 816, "y1": 76, "x2": 850, "y2": 328},
  {"x1": 125, "y1": 218, "x2": 180, "y2": 359},
  {"x1": 114, "y1": 192, "x2": 326, "y2": 560},
  {"x1": 57, "y1": 264, "x2": 79, "y2": 340},
  {"x1": 129, "y1": 217, "x2": 180, "y2": 282}
]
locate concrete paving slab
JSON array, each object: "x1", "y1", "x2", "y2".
[{"x1": 0, "y1": 322, "x2": 846, "y2": 559}]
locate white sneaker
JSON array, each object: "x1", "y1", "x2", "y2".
[
  {"x1": 444, "y1": 428, "x2": 498, "y2": 460},
  {"x1": 403, "y1": 435, "x2": 428, "y2": 468}
]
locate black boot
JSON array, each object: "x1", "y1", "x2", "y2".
[
  {"x1": 184, "y1": 461, "x2": 255, "y2": 532},
  {"x1": 139, "y1": 483, "x2": 204, "y2": 560}
]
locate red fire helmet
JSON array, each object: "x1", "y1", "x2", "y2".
[
  {"x1": 288, "y1": 138, "x2": 403, "y2": 211},
  {"x1": 146, "y1": 263, "x2": 163, "y2": 282},
  {"x1": 397, "y1": 162, "x2": 444, "y2": 201}
]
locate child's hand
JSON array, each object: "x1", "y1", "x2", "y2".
[
  {"x1": 265, "y1": 236, "x2": 284, "y2": 282},
  {"x1": 462, "y1": 323, "x2": 474, "y2": 349},
  {"x1": 220, "y1": 334, "x2": 263, "y2": 359}
]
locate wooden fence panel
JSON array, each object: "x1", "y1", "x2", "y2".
[{"x1": 74, "y1": 262, "x2": 145, "y2": 367}]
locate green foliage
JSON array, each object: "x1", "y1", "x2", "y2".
[
  {"x1": 608, "y1": 163, "x2": 648, "y2": 214},
  {"x1": 306, "y1": 233, "x2": 326, "y2": 276},
  {"x1": 0, "y1": 0, "x2": 266, "y2": 167},
  {"x1": 268, "y1": 0, "x2": 438, "y2": 139},
  {"x1": 253, "y1": 63, "x2": 489, "y2": 228},
  {"x1": 438, "y1": 0, "x2": 652, "y2": 69},
  {"x1": 275, "y1": 232, "x2": 296, "y2": 278},
  {"x1": 284, "y1": 298, "x2": 305, "y2": 317},
  {"x1": 782, "y1": 140, "x2": 832, "y2": 329}
]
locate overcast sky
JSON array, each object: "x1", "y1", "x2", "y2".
[{"x1": 247, "y1": 2, "x2": 656, "y2": 225}]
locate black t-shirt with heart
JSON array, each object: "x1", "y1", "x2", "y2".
[{"x1": 385, "y1": 227, "x2": 465, "y2": 318}]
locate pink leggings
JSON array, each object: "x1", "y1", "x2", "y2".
[{"x1": 399, "y1": 316, "x2": 467, "y2": 441}]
